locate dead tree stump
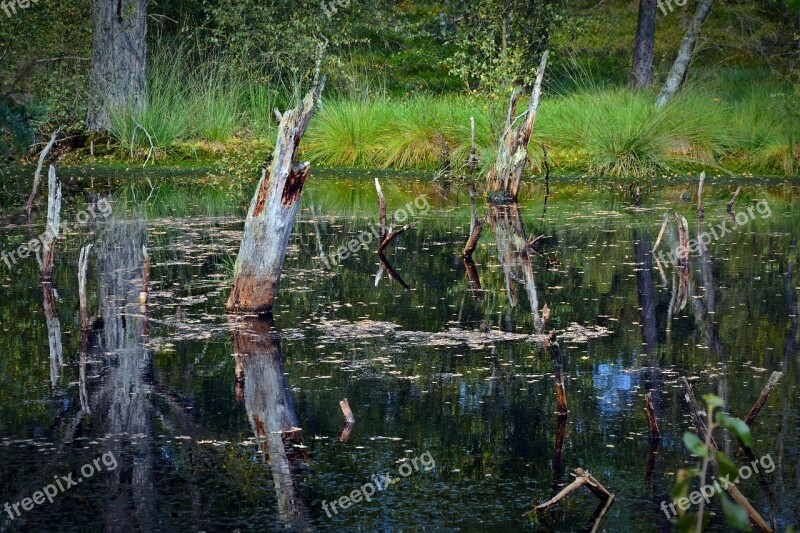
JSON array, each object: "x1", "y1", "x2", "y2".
[
  {"x1": 487, "y1": 51, "x2": 549, "y2": 202},
  {"x1": 227, "y1": 84, "x2": 324, "y2": 314}
]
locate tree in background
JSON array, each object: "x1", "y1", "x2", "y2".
[
  {"x1": 86, "y1": 0, "x2": 148, "y2": 132},
  {"x1": 631, "y1": 0, "x2": 658, "y2": 87},
  {"x1": 445, "y1": 0, "x2": 563, "y2": 96}
]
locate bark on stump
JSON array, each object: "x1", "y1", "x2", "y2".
[{"x1": 227, "y1": 86, "x2": 323, "y2": 314}]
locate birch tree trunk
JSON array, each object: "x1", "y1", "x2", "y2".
[
  {"x1": 487, "y1": 50, "x2": 549, "y2": 202},
  {"x1": 227, "y1": 85, "x2": 323, "y2": 314},
  {"x1": 86, "y1": 0, "x2": 148, "y2": 132},
  {"x1": 655, "y1": 0, "x2": 715, "y2": 109},
  {"x1": 631, "y1": 0, "x2": 658, "y2": 87}
]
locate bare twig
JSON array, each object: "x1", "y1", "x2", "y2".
[{"x1": 25, "y1": 129, "x2": 59, "y2": 217}]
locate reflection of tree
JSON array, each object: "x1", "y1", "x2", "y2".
[
  {"x1": 488, "y1": 204, "x2": 543, "y2": 332},
  {"x1": 232, "y1": 317, "x2": 307, "y2": 529},
  {"x1": 41, "y1": 282, "x2": 63, "y2": 388},
  {"x1": 93, "y1": 220, "x2": 157, "y2": 532}
]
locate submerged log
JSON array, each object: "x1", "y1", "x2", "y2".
[
  {"x1": 487, "y1": 51, "x2": 549, "y2": 202},
  {"x1": 40, "y1": 166, "x2": 62, "y2": 281},
  {"x1": 227, "y1": 84, "x2": 324, "y2": 314}
]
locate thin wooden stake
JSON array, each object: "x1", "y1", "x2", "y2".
[
  {"x1": 674, "y1": 213, "x2": 689, "y2": 266},
  {"x1": 697, "y1": 171, "x2": 706, "y2": 221},
  {"x1": 78, "y1": 244, "x2": 92, "y2": 330},
  {"x1": 40, "y1": 166, "x2": 61, "y2": 281},
  {"x1": 25, "y1": 130, "x2": 59, "y2": 217},
  {"x1": 727, "y1": 186, "x2": 741, "y2": 213},
  {"x1": 375, "y1": 178, "x2": 387, "y2": 241},
  {"x1": 644, "y1": 391, "x2": 661, "y2": 440},
  {"x1": 139, "y1": 245, "x2": 150, "y2": 305},
  {"x1": 651, "y1": 212, "x2": 669, "y2": 253},
  {"x1": 340, "y1": 398, "x2": 355, "y2": 442}
]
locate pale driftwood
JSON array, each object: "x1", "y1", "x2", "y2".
[
  {"x1": 375, "y1": 178, "x2": 387, "y2": 241},
  {"x1": 644, "y1": 391, "x2": 660, "y2": 440},
  {"x1": 40, "y1": 166, "x2": 62, "y2": 281},
  {"x1": 651, "y1": 212, "x2": 670, "y2": 253},
  {"x1": 697, "y1": 171, "x2": 706, "y2": 220},
  {"x1": 78, "y1": 244, "x2": 92, "y2": 330},
  {"x1": 744, "y1": 371, "x2": 783, "y2": 426},
  {"x1": 655, "y1": 0, "x2": 715, "y2": 109},
  {"x1": 139, "y1": 245, "x2": 150, "y2": 305},
  {"x1": 681, "y1": 377, "x2": 773, "y2": 533},
  {"x1": 227, "y1": 83, "x2": 324, "y2": 314},
  {"x1": 727, "y1": 186, "x2": 742, "y2": 213},
  {"x1": 524, "y1": 468, "x2": 614, "y2": 517},
  {"x1": 25, "y1": 130, "x2": 59, "y2": 217},
  {"x1": 488, "y1": 50, "x2": 549, "y2": 201}
]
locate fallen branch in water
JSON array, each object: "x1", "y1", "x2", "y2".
[{"x1": 524, "y1": 468, "x2": 614, "y2": 518}]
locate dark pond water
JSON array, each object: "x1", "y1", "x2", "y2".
[{"x1": 0, "y1": 167, "x2": 798, "y2": 532}]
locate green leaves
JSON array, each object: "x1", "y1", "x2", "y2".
[
  {"x1": 715, "y1": 452, "x2": 738, "y2": 484},
  {"x1": 683, "y1": 432, "x2": 708, "y2": 457},
  {"x1": 715, "y1": 413, "x2": 752, "y2": 447},
  {"x1": 721, "y1": 494, "x2": 750, "y2": 531}
]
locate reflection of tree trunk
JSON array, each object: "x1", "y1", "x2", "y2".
[
  {"x1": 634, "y1": 230, "x2": 658, "y2": 356},
  {"x1": 42, "y1": 283, "x2": 63, "y2": 388},
  {"x1": 488, "y1": 204, "x2": 543, "y2": 329},
  {"x1": 232, "y1": 317, "x2": 307, "y2": 528},
  {"x1": 463, "y1": 257, "x2": 483, "y2": 300},
  {"x1": 93, "y1": 220, "x2": 157, "y2": 532}
]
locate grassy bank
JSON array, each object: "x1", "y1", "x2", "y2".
[
  {"x1": 97, "y1": 63, "x2": 798, "y2": 178},
  {"x1": 84, "y1": 46, "x2": 800, "y2": 177}
]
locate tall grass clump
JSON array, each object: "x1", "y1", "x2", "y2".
[
  {"x1": 541, "y1": 88, "x2": 727, "y2": 177},
  {"x1": 304, "y1": 98, "x2": 390, "y2": 167},
  {"x1": 188, "y1": 64, "x2": 242, "y2": 143},
  {"x1": 109, "y1": 49, "x2": 192, "y2": 154}
]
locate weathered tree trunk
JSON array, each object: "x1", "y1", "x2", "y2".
[
  {"x1": 86, "y1": 0, "x2": 148, "y2": 132},
  {"x1": 487, "y1": 51, "x2": 549, "y2": 202},
  {"x1": 40, "y1": 166, "x2": 61, "y2": 281},
  {"x1": 631, "y1": 0, "x2": 658, "y2": 87},
  {"x1": 655, "y1": 0, "x2": 715, "y2": 109},
  {"x1": 227, "y1": 86, "x2": 323, "y2": 314}
]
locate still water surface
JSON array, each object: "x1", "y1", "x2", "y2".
[{"x1": 0, "y1": 169, "x2": 797, "y2": 531}]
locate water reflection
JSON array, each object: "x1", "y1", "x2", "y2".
[{"x1": 232, "y1": 317, "x2": 307, "y2": 529}]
